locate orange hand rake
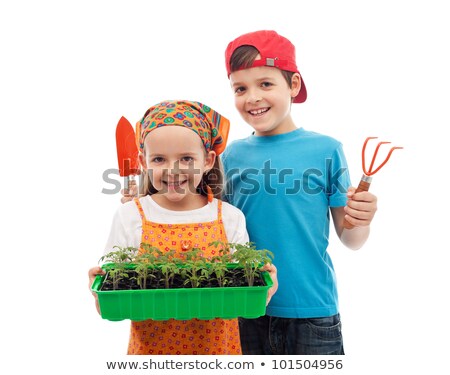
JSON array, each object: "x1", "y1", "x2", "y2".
[{"x1": 344, "y1": 137, "x2": 403, "y2": 229}]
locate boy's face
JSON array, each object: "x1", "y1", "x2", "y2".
[{"x1": 229, "y1": 65, "x2": 301, "y2": 136}]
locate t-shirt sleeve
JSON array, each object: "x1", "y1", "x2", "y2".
[
  {"x1": 328, "y1": 144, "x2": 351, "y2": 207},
  {"x1": 221, "y1": 202, "x2": 249, "y2": 245},
  {"x1": 103, "y1": 203, "x2": 141, "y2": 255}
]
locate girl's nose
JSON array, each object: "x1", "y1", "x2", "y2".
[{"x1": 168, "y1": 160, "x2": 181, "y2": 175}]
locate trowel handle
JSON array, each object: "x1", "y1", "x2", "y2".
[{"x1": 343, "y1": 175, "x2": 372, "y2": 230}]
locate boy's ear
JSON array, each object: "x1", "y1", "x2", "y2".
[
  {"x1": 204, "y1": 151, "x2": 216, "y2": 172},
  {"x1": 290, "y1": 73, "x2": 302, "y2": 99}
]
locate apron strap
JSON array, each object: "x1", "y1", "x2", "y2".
[
  {"x1": 133, "y1": 197, "x2": 146, "y2": 221},
  {"x1": 217, "y1": 199, "x2": 223, "y2": 222}
]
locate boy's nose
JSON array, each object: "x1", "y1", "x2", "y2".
[{"x1": 246, "y1": 90, "x2": 263, "y2": 104}]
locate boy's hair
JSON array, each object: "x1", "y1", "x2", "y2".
[
  {"x1": 229, "y1": 45, "x2": 296, "y2": 89},
  {"x1": 139, "y1": 157, "x2": 224, "y2": 199},
  {"x1": 225, "y1": 30, "x2": 307, "y2": 103}
]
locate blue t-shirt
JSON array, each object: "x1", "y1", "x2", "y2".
[{"x1": 222, "y1": 128, "x2": 351, "y2": 318}]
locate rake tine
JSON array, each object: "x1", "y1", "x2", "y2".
[
  {"x1": 369, "y1": 146, "x2": 404, "y2": 175},
  {"x1": 362, "y1": 137, "x2": 378, "y2": 176},
  {"x1": 367, "y1": 141, "x2": 391, "y2": 175},
  {"x1": 345, "y1": 137, "x2": 403, "y2": 230}
]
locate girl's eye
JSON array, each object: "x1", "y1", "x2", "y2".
[
  {"x1": 180, "y1": 156, "x2": 194, "y2": 163},
  {"x1": 151, "y1": 157, "x2": 164, "y2": 163}
]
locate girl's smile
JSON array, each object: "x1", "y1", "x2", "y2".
[{"x1": 163, "y1": 177, "x2": 188, "y2": 191}]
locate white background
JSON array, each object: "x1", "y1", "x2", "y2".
[{"x1": 1, "y1": 0, "x2": 449, "y2": 374}]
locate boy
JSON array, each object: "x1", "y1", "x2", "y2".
[{"x1": 222, "y1": 30, "x2": 377, "y2": 354}]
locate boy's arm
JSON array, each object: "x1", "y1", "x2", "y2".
[
  {"x1": 331, "y1": 188, "x2": 377, "y2": 250},
  {"x1": 121, "y1": 179, "x2": 138, "y2": 203}
]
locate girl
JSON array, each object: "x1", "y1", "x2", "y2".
[{"x1": 89, "y1": 100, "x2": 276, "y2": 355}]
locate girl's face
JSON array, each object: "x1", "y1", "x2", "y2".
[
  {"x1": 230, "y1": 65, "x2": 301, "y2": 136},
  {"x1": 140, "y1": 126, "x2": 216, "y2": 210}
]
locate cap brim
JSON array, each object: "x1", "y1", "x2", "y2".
[{"x1": 293, "y1": 75, "x2": 307, "y2": 103}]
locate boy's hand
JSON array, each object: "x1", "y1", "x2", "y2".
[
  {"x1": 344, "y1": 187, "x2": 378, "y2": 227},
  {"x1": 121, "y1": 179, "x2": 138, "y2": 204},
  {"x1": 260, "y1": 263, "x2": 278, "y2": 305},
  {"x1": 88, "y1": 266, "x2": 105, "y2": 314}
]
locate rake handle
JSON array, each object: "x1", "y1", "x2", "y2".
[{"x1": 343, "y1": 175, "x2": 372, "y2": 230}]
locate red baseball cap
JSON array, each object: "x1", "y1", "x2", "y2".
[{"x1": 225, "y1": 30, "x2": 307, "y2": 103}]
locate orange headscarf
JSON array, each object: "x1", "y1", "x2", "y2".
[{"x1": 136, "y1": 100, "x2": 230, "y2": 155}]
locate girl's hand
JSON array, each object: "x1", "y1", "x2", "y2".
[
  {"x1": 260, "y1": 263, "x2": 278, "y2": 305},
  {"x1": 344, "y1": 187, "x2": 378, "y2": 227},
  {"x1": 88, "y1": 266, "x2": 105, "y2": 314}
]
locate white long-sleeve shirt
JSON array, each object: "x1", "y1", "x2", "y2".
[{"x1": 104, "y1": 196, "x2": 249, "y2": 254}]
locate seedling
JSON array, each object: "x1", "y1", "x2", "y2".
[
  {"x1": 181, "y1": 248, "x2": 209, "y2": 288},
  {"x1": 134, "y1": 250, "x2": 159, "y2": 289},
  {"x1": 99, "y1": 246, "x2": 137, "y2": 290},
  {"x1": 158, "y1": 250, "x2": 181, "y2": 289},
  {"x1": 210, "y1": 247, "x2": 233, "y2": 287},
  {"x1": 231, "y1": 242, "x2": 274, "y2": 287},
  {"x1": 100, "y1": 245, "x2": 137, "y2": 264}
]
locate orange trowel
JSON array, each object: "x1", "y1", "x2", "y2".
[{"x1": 116, "y1": 116, "x2": 139, "y2": 195}]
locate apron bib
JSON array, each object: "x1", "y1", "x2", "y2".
[{"x1": 127, "y1": 198, "x2": 241, "y2": 355}]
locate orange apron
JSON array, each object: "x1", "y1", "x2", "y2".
[{"x1": 127, "y1": 198, "x2": 242, "y2": 355}]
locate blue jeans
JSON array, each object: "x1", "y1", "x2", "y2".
[{"x1": 238, "y1": 314, "x2": 344, "y2": 355}]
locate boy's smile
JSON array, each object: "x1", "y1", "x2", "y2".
[
  {"x1": 230, "y1": 66, "x2": 300, "y2": 136},
  {"x1": 248, "y1": 107, "x2": 270, "y2": 116}
]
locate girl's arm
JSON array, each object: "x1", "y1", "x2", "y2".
[
  {"x1": 88, "y1": 266, "x2": 105, "y2": 314},
  {"x1": 89, "y1": 202, "x2": 140, "y2": 315},
  {"x1": 331, "y1": 188, "x2": 378, "y2": 250}
]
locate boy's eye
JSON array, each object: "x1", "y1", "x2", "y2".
[
  {"x1": 234, "y1": 86, "x2": 246, "y2": 94},
  {"x1": 261, "y1": 81, "x2": 273, "y2": 88}
]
